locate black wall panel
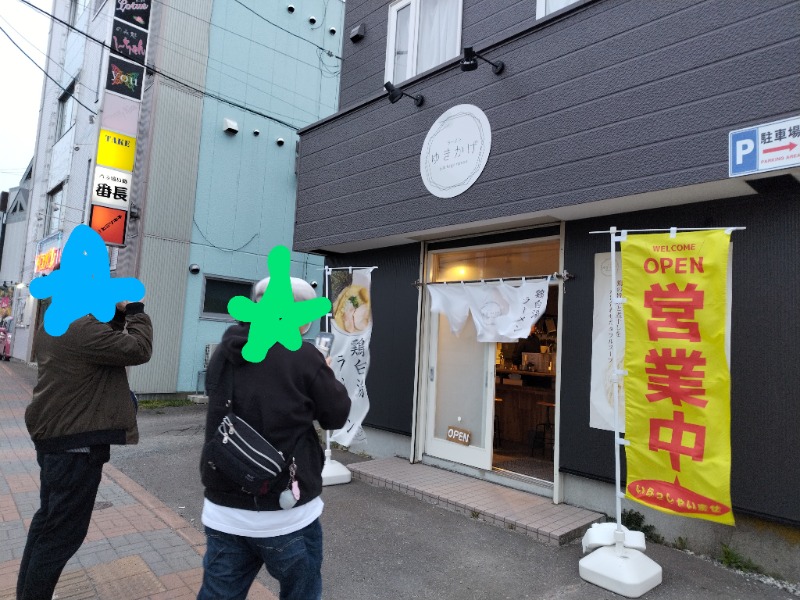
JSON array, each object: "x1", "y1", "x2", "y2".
[
  {"x1": 326, "y1": 244, "x2": 421, "y2": 435},
  {"x1": 297, "y1": 0, "x2": 800, "y2": 253},
  {"x1": 560, "y1": 185, "x2": 800, "y2": 525}
]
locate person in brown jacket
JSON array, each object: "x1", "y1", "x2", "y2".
[{"x1": 17, "y1": 300, "x2": 153, "y2": 600}]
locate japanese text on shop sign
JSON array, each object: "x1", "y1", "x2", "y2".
[{"x1": 623, "y1": 231, "x2": 733, "y2": 524}]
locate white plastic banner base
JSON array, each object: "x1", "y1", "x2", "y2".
[
  {"x1": 321, "y1": 448, "x2": 352, "y2": 486},
  {"x1": 579, "y1": 544, "x2": 662, "y2": 598}
]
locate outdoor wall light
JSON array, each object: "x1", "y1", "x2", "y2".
[
  {"x1": 460, "y1": 46, "x2": 504, "y2": 74},
  {"x1": 383, "y1": 82, "x2": 424, "y2": 107}
]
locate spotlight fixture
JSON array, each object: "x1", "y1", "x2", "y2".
[
  {"x1": 460, "y1": 46, "x2": 504, "y2": 75},
  {"x1": 383, "y1": 82, "x2": 424, "y2": 107}
]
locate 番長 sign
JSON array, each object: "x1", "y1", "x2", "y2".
[
  {"x1": 92, "y1": 166, "x2": 131, "y2": 209},
  {"x1": 622, "y1": 231, "x2": 733, "y2": 525}
]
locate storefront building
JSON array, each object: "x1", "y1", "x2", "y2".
[{"x1": 294, "y1": 0, "x2": 800, "y2": 572}]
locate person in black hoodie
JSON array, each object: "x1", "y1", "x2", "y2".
[{"x1": 197, "y1": 277, "x2": 351, "y2": 600}]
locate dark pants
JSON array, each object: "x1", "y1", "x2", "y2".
[
  {"x1": 197, "y1": 519, "x2": 324, "y2": 600},
  {"x1": 17, "y1": 446, "x2": 110, "y2": 600}
]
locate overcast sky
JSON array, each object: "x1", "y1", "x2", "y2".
[{"x1": 0, "y1": 0, "x2": 51, "y2": 194}]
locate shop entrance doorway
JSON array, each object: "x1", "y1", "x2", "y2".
[{"x1": 422, "y1": 238, "x2": 561, "y2": 482}]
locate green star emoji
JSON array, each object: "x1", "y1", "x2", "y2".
[{"x1": 228, "y1": 245, "x2": 331, "y2": 362}]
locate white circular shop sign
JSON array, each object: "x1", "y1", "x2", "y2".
[{"x1": 420, "y1": 104, "x2": 491, "y2": 199}]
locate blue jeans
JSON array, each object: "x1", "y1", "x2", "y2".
[{"x1": 197, "y1": 519, "x2": 323, "y2": 600}]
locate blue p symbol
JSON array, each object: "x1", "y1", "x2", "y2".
[{"x1": 730, "y1": 129, "x2": 758, "y2": 176}]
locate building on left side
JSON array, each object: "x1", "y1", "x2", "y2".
[{"x1": 8, "y1": 0, "x2": 344, "y2": 395}]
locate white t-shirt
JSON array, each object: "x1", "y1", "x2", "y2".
[{"x1": 202, "y1": 497, "x2": 323, "y2": 537}]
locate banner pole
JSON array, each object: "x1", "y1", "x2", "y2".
[
  {"x1": 321, "y1": 265, "x2": 351, "y2": 485},
  {"x1": 578, "y1": 227, "x2": 662, "y2": 596}
]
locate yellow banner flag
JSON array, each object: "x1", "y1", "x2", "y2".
[{"x1": 622, "y1": 230, "x2": 733, "y2": 525}]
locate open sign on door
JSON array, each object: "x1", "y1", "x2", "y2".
[{"x1": 447, "y1": 426, "x2": 472, "y2": 446}]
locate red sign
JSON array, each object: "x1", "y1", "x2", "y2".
[{"x1": 89, "y1": 205, "x2": 128, "y2": 246}]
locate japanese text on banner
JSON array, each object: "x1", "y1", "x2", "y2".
[
  {"x1": 622, "y1": 230, "x2": 733, "y2": 525},
  {"x1": 328, "y1": 268, "x2": 375, "y2": 447}
]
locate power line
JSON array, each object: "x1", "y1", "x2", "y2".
[
  {"x1": 0, "y1": 23, "x2": 98, "y2": 116},
  {"x1": 89, "y1": 2, "x2": 335, "y2": 108},
  {"x1": 230, "y1": 0, "x2": 342, "y2": 60},
  {"x1": 0, "y1": 13, "x2": 99, "y2": 98},
  {"x1": 82, "y1": 0, "x2": 340, "y2": 122},
  {"x1": 18, "y1": 0, "x2": 302, "y2": 131},
  {"x1": 146, "y1": 0, "x2": 341, "y2": 64}
]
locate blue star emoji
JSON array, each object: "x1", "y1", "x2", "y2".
[
  {"x1": 29, "y1": 225, "x2": 145, "y2": 336},
  {"x1": 228, "y1": 245, "x2": 331, "y2": 362}
]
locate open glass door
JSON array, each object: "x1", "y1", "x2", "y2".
[
  {"x1": 422, "y1": 238, "x2": 562, "y2": 475},
  {"x1": 425, "y1": 312, "x2": 494, "y2": 470}
]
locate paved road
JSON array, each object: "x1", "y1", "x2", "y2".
[{"x1": 110, "y1": 401, "x2": 799, "y2": 600}]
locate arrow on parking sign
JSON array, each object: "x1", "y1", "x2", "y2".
[{"x1": 763, "y1": 142, "x2": 798, "y2": 154}]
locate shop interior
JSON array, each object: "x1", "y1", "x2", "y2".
[{"x1": 492, "y1": 285, "x2": 558, "y2": 482}]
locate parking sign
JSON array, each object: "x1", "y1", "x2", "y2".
[{"x1": 729, "y1": 116, "x2": 800, "y2": 177}]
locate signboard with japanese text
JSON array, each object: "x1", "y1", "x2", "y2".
[
  {"x1": 590, "y1": 252, "x2": 625, "y2": 431},
  {"x1": 34, "y1": 231, "x2": 63, "y2": 275},
  {"x1": 89, "y1": 205, "x2": 128, "y2": 247},
  {"x1": 622, "y1": 231, "x2": 733, "y2": 525},
  {"x1": 328, "y1": 268, "x2": 376, "y2": 447},
  {"x1": 105, "y1": 55, "x2": 145, "y2": 101},
  {"x1": 111, "y1": 19, "x2": 148, "y2": 62},
  {"x1": 428, "y1": 280, "x2": 549, "y2": 342},
  {"x1": 729, "y1": 115, "x2": 800, "y2": 177},
  {"x1": 114, "y1": 0, "x2": 152, "y2": 30},
  {"x1": 420, "y1": 104, "x2": 491, "y2": 199},
  {"x1": 92, "y1": 166, "x2": 131, "y2": 209},
  {"x1": 96, "y1": 129, "x2": 137, "y2": 172}
]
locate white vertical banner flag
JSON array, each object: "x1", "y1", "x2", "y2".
[
  {"x1": 589, "y1": 252, "x2": 626, "y2": 431},
  {"x1": 328, "y1": 268, "x2": 376, "y2": 447}
]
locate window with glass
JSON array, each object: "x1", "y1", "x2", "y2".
[
  {"x1": 202, "y1": 278, "x2": 253, "y2": 319},
  {"x1": 385, "y1": 0, "x2": 462, "y2": 85},
  {"x1": 69, "y1": 0, "x2": 89, "y2": 25},
  {"x1": 45, "y1": 187, "x2": 64, "y2": 236},
  {"x1": 56, "y1": 84, "x2": 76, "y2": 139},
  {"x1": 536, "y1": 0, "x2": 579, "y2": 19}
]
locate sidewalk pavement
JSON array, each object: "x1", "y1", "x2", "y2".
[{"x1": 0, "y1": 361, "x2": 277, "y2": 600}]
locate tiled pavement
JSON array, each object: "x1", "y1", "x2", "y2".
[
  {"x1": 349, "y1": 458, "x2": 605, "y2": 545},
  {"x1": 0, "y1": 361, "x2": 278, "y2": 600}
]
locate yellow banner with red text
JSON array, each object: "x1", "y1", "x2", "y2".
[{"x1": 622, "y1": 230, "x2": 733, "y2": 525}]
